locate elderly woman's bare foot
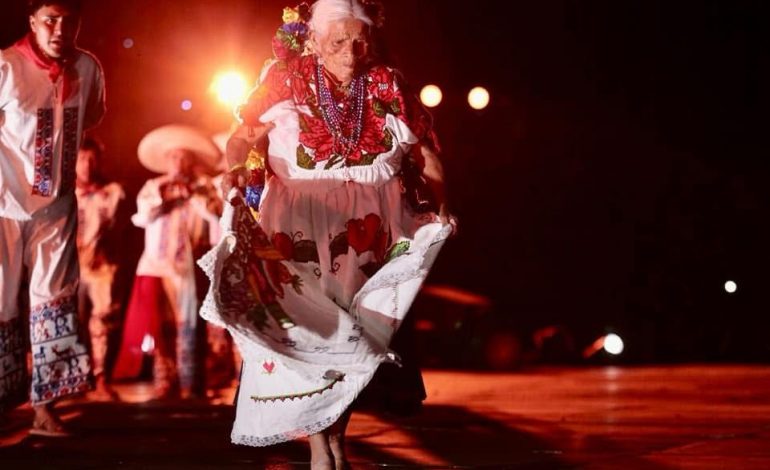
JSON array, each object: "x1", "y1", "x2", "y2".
[
  {"x1": 335, "y1": 460, "x2": 352, "y2": 470},
  {"x1": 329, "y1": 434, "x2": 349, "y2": 469},
  {"x1": 310, "y1": 460, "x2": 334, "y2": 470},
  {"x1": 309, "y1": 432, "x2": 334, "y2": 470}
]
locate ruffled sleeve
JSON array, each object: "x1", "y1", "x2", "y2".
[{"x1": 237, "y1": 59, "x2": 294, "y2": 127}]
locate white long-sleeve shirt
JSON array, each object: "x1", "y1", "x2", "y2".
[
  {"x1": 132, "y1": 175, "x2": 220, "y2": 279},
  {"x1": 0, "y1": 41, "x2": 106, "y2": 220}
]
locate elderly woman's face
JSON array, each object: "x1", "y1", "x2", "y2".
[{"x1": 315, "y1": 18, "x2": 369, "y2": 79}]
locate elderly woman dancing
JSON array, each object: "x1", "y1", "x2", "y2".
[{"x1": 199, "y1": 0, "x2": 455, "y2": 468}]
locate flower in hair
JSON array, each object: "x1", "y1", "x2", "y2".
[{"x1": 272, "y1": 3, "x2": 312, "y2": 59}]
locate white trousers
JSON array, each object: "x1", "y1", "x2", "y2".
[{"x1": 0, "y1": 195, "x2": 93, "y2": 407}]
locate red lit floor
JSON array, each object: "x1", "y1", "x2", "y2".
[{"x1": 2, "y1": 365, "x2": 770, "y2": 469}]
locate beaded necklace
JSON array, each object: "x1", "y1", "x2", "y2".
[{"x1": 315, "y1": 59, "x2": 366, "y2": 160}]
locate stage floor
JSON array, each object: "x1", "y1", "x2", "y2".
[{"x1": 2, "y1": 365, "x2": 770, "y2": 468}]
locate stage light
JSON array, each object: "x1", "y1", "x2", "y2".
[
  {"x1": 122, "y1": 38, "x2": 134, "y2": 49},
  {"x1": 603, "y1": 334, "x2": 624, "y2": 355},
  {"x1": 724, "y1": 280, "x2": 737, "y2": 293},
  {"x1": 420, "y1": 84, "x2": 443, "y2": 108},
  {"x1": 468, "y1": 86, "x2": 490, "y2": 110},
  {"x1": 211, "y1": 71, "x2": 249, "y2": 110},
  {"x1": 141, "y1": 334, "x2": 155, "y2": 353},
  {"x1": 180, "y1": 100, "x2": 193, "y2": 111}
]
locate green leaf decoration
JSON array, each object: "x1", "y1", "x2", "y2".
[
  {"x1": 296, "y1": 145, "x2": 316, "y2": 169},
  {"x1": 308, "y1": 101, "x2": 321, "y2": 117},
  {"x1": 324, "y1": 153, "x2": 344, "y2": 169},
  {"x1": 372, "y1": 99, "x2": 386, "y2": 118},
  {"x1": 389, "y1": 99, "x2": 402, "y2": 115},
  {"x1": 329, "y1": 232, "x2": 349, "y2": 264},
  {"x1": 386, "y1": 240, "x2": 410, "y2": 262},
  {"x1": 381, "y1": 127, "x2": 394, "y2": 150},
  {"x1": 291, "y1": 275, "x2": 303, "y2": 295},
  {"x1": 347, "y1": 152, "x2": 378, "y2": 167},
  {"x1": 298, "y1": 114, "x2": 310, "y2": 132},
  {"x1": 293, "y1": 240, "x2": 320, "y2": 263},
  {"x1": 359, "y1": 261, "x2": 383, "y2": 278}
]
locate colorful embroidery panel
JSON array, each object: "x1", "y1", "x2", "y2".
[
  {"x1": 29, "y1": 295, "x2": 93, "y2": 403},
  {"x1": 59, "y1": 106, "x2": 80, "y2": 194},
  {"x1": 32, "y1": 108, "x2": 54, "y2": 196}
]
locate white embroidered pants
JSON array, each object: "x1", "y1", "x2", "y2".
[{"x1": 0, "y1": 195, "x2": 92, "y2": 408}]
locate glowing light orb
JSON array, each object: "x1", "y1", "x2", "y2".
[
  {"x1": 420, "y1": 84, "x2": 443, "y2": 108},
  {"x1": 211, "y1": 71, "x2": 249, "y2": 110},
  {"x1": 724, "y1": 280, "x2": 737, "y2": 293},
  {"x1": 180, "y1": 100, "x2": 193, "y2": 111},
  {"x1": 603, "y1": 334, "x2": 624, "y2": 355},
  {"x1": 468, "y1": 86, "x2": 490, "y2": 110},
  {"x1": 122, "y1": 38, "x2": 134, "y2": 49},
  {"x1": 141, "y1": 334, "x2": 155, "y2": 353}
]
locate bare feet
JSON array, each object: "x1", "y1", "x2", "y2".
[
  {"x1": 329, "y1": 434, "x2": 350, "y2": 470},
  {"x1": 309, "y1": 432, "x2": 334, "y2": 470},
  {"x1": 30, "y1": 403, "x2": 71, "y2": 437},
  {"x1": 310, "y1": 460, "x2": 334, "y2": 470}
]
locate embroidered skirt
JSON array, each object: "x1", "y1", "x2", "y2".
[{"x1": 198, "y1": 177, "x2": 449, "y2": 446}]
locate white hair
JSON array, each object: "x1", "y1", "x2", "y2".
[{"x1": 309, "y1": 0, "x2": 373, "y2": 38}]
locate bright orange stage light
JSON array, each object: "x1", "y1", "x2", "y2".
[
  {"x1": 420, "y1": 84, "x2": 443, "y2": 108},
  {"x1": 468, "y1": 86, "x2": 490, "y2": 110},
  {"x1": 210, "y1": 71, "x2": 249, "y2": 110}
]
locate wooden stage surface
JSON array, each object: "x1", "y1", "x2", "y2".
[{"x1": 2, "y1": 365, "x2": 769, "y2": 468}]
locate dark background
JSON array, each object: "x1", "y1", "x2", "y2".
[{"x1": 3, "y1": 0, "x2": 768, "y2": 364}]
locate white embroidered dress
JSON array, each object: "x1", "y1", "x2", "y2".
[{"x1": 199, "y1": 55, "x2": 449, "y2": 446}]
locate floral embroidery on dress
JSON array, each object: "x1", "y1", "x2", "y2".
[
  {"x1": 262, "y1": 360, "x2": 276, "y2": 374},
  {"x1": 218, "y1": 207, "x2": 303, "y2": 332},
  {"x1": 327, "y1": 213, "x2": 412, "y2": 278},
  {"x1": 240, "y1": 56, "x2": 436, "y2": 171}
]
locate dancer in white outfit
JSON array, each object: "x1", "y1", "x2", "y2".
[
  {"x1": 200, "y1": 1, "x2": 456, "y2": 467},
  {"x1": 0, "y1": 0, "x2": 105, "y2": 436}
]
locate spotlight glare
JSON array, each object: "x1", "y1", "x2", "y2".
[
  {"x1": 211, "y1": 71, "x2": 249, "y2": 110},
  {"x1": 141, "y1": 334, "x2": 155, "y2": 353},
  {"x1": 603, "y1": 334, "x2": 624, "y2": 355},
  {"x1": 122, "y1": 38, "x2": 134, "y2": 49},
  {"x1": 420, "y1": 84, "x2": 443, "y2": 108},
  {"x1": 180, "y1": 100, "x2": 193, "y2": 111},
  {"x1": 468, "y1": 86, "x2": 490, "y2": 110},
  {"x1": 724, "y1": 280, "x2": 737, "y2": 294}
]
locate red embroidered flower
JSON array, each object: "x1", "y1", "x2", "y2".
[
  {"x1": 287, "y1": 56, "x2": 316, "y2": 104},
  {"x1": 347, "y1": 213, "x2": 383, "y2": 255},
  {"x1": 368, "y1": 66, "x2": 396, "y2": 103},
  {"x1": 239, "y1": 63, "x2": 291, "y2": 126},
  {"x1": 298, "y1": 114, "x2": 336, "y2": 162},
  {"x1": 272, "y1": 232, "x2": 294, "y2": 260},
  {"x1": 343, "y1": 105, "x2": 390, "y2": 162}
]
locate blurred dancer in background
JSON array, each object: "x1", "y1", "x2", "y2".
[{"x1": 114, "y1": 125, "x2": 221, "y2": 400}]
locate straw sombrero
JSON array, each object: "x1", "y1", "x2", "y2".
[{"x1": 137, "y1": 124, "x2": 221, "y2": 174}]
